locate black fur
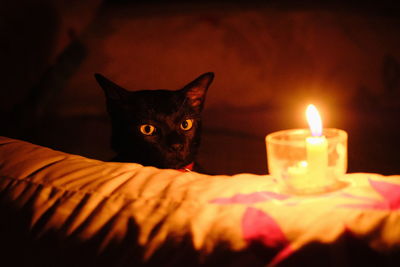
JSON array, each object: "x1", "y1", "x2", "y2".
[{"x1": 95, "y1": 72, "x2": 214, "y2": 169}]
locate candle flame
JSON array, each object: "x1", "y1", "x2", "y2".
[{"x1": 306, "y1": 104, "x2": 323, "y2": 136}]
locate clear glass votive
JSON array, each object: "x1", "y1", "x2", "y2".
[{"x1": 266, "y1": 128, "x2": 348, "y2": 194}]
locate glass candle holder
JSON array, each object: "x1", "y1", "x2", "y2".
[{"x1": 266, "y1": 128, "x2": 348, "y2": 195}]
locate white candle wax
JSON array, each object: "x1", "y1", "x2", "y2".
[
  {"x1": 306, "y1": 135, "x2": 328, "y2": 186},
  {"x1": 305, "y1": 104, "x2": 328, "y2": 185},
  {"x1": 287, "y1": 105, "x2": 330, "y2": 189}
]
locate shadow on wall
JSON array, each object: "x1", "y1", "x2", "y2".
[{"x1": 1, "y1": 1, "x2": 400, "y2": 175}]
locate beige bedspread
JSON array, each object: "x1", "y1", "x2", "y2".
[{"x1": 1, "y1": 136, "x2": 400, "y2": 266}]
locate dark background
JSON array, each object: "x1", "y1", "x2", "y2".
[{"x1": 1, "y1": 0, "x2": 400, "y2": 175}]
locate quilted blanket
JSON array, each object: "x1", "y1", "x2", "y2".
[{"x1": 1, "y1": 136, "x2": 400, "y2": 266}]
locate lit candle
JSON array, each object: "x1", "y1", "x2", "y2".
[
  {"x1": 305, "y1": 104, "x2": 328, "y2": 186},
  {"x1": 266, "y1": 104, "x2": 348, "y2": 194},
  {"x1": 286, "y1": 104, "x2": 329, "y2": 188}
]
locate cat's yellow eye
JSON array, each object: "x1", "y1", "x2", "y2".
[
  {"x1": 180, "y1": 119, "x2": 193, "y2": 131},
  {"x1": 140, "y1": 124, "x2": 156, "y2": 135}
]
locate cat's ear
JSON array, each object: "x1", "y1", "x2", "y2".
[
  {"x1": 94, "y1": 73, "x2": 129, "y2": 101},
  {"x1": 183, "y1": 72, "x2": 214, "y2": 110}
]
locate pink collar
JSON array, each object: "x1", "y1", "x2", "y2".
[{"x1": 178, "y1": 162, "x2": 194, "y2": 172}]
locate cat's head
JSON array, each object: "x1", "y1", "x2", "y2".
[{"x1": 95, "y1": 72, "x2": 214, "y2": 169}]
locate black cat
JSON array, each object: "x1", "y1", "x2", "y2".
[{"x1": 95, "y1": 72, "x2": 214, "y2": 171}]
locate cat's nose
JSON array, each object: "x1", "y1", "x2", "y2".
[{"x1": 171, "y1": 143, "x2": 183, "y2": 152}]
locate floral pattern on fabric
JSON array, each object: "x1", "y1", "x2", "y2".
[
  {"x1": 210, "y1": 191, "x2": 289, "y2": 204},
  {"x1": 340, "y1": 179, "x2": 400, "y2": 210},
  {"x1": 242, "y1": 207, "x2": 294, "y2": 265}
]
